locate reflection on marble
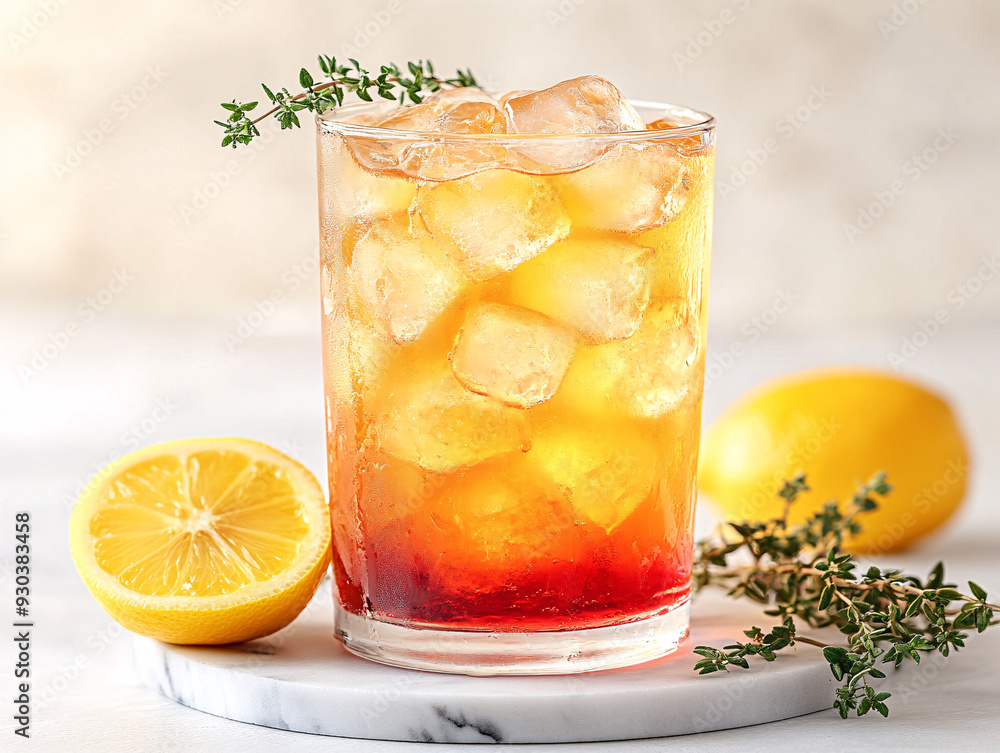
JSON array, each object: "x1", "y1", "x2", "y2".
[{"x1": 133, "y1": 590, "x2": 842, "y2": 743}]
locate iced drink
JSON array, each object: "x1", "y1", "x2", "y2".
[{"x1": 317, "y1": 76, "x2": 714, "y2": 673}]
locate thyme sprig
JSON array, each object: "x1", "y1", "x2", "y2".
[
  {"x1": 694, "y1": 473, "x2": 998, "y2": 719},
  {"x1": 216, "y1": 57, "x2": 477, "y2": 147}
]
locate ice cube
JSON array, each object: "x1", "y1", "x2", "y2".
[
  {"x1": 637, "y1": 151, "x2": 713, "y2": 301},
  {"x1": 374, "y1": 362, "x2": 531, "y2": 473},
  {"x1": 423, "y1": 86, "x2": 498, "y2": 107},
  {"x1": 417, "y1": 169, "x2": 570, "y2": 282},
  {"x1": 318, "y1": 135, "x2": 416, "y2": 222},
  {"x1": 351, "y1": 218, "x2": 467, "y2": 343},
  {"x1": 321, "y1": 262, "x2": 354, "y2": 403},
  {"x1": 347, "y1": 316, "x2": 392, "y2": 397},
  {"x1": 340, "y1": 111, "x2": 384, "y2": 126},
  {"x1": 543, "y1": 340, "x2": 629, "y2": 418},
  {"x1": 390, "y1": 100, "x2": 510, "y2": 180},
  {"x1": 360, "y1": 452, "x2": 438, "y2": 537},
  {"x1": 498, "y1": 89, "x2": 535, "y2": 109},
  {"x1": 451, "y1": 303, "x2": 577, "y2": 409},
  {"x1": 503, "y1": 76, "x2": 645, "y2": 135},
  {"x1": 379, "y1": 100, "x2": 506, "y2": 134},
  {"x1": 554, "y1": 143, "x2": 688, "y2": 232},
  {"x1": 321, "y1": 260, "x2": 339, "y2": 319},
  {"x1": 543, "y1": 301, "x2": 701, "y2": 419},
  {"x1": 400, "y1": 140, "x2": 511, "y2": 181},
  {"x1": 409, "y1": 459, "x2": 575, "y2": 594},
  {"x1": 435, "y1": 102, "x2": 506, "y2": 134},
  {"x1": 507, "y1": 237, "x2": 656, "y2": 343},
  {"x1": 500, "y1": 76, "x2": 645, "y2": 172},
  {"x1": 377, "y1": 88, "x2": 503, "y2": 138},
  {"x1": 378, "y1": 102, "x2": 440, "y2": 132},
  {"x1": 613, "y1": 302, "x2": 700, "y2": 418},
  {"x1": 509, "y1": 139, "x2": 612, "y2": 175},
  {"x1": 529, "y1": 422, "x2": 657, "y2": 532}
]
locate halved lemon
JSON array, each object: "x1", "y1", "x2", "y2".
[{"x1": 69, "y1": 438, "x2": 331, "y2": 644}]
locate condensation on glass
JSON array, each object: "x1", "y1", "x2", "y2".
[{"x1": 316, "y1": 98, "x2": 715, "y2": 674}]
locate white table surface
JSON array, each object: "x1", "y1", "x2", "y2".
[{"x1": 2, "y1": 308, "x2": 999, "y2": 751}]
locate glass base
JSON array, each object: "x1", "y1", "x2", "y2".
[{"x1": 334, "y1": 599, "x2": 690, "y2": 676}]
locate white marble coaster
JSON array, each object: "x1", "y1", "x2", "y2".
[{"x1": 132, "y1": 588, "x2": 840, "y2": 743}]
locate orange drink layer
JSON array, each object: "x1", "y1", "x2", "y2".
[{"x1": 317, "y1": 83, "x2": 713, "y2": 672}]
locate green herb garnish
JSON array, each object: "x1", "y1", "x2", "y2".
[
  {"x1": 694, "y1": 472, "x2": 998, "y2": 719},
  {"x1": 216, "y1": 57, "x2": 477, "y2": 147}
]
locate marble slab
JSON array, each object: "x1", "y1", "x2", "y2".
[{"x1": 132, "y1": 589, "x2": 841, "y2": 744}]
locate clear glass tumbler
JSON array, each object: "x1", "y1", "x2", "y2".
[{"x1": 317, "y1": 99, "x2": 714, "y2": 674}]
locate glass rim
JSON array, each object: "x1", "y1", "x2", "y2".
[{"x1": 316, "y1": 99, "x2": 715, "y2": 143}]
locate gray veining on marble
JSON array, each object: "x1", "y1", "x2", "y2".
[{"x1": 133, "y1": 590, "x2": 849, "y2": 744}]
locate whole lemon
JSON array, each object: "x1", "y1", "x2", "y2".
[{"x1": 698, "y1": 369, "x2": 970, "y2": 553}]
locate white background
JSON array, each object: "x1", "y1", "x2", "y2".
[{"x1": 1, "y1": 1, "x2": 999, "y2": 750}]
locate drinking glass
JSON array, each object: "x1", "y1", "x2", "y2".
[{"x1": 317, "y1": 99, "x2": 714, "y2": 674}]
